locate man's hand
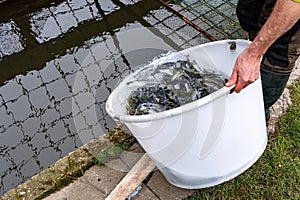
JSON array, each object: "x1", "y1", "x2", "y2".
[
  {"x1": 226, "y1": 0, "x2": 300, "y2": 93},
  {"x1": 225, "y1": 49, "x2": 261, "y2": 93}
]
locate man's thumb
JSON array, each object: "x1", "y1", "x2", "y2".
[{"x1": 225, "y1": 72, "x2": 237, "y2": 87}]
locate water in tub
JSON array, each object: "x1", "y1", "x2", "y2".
[{"x1": 126, "y1": 53, "x2": 226, "y2": 115}]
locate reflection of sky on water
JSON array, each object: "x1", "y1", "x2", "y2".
[
  {"x1": 30, "y1": 0, "x2": 101, "y2": 43},
  {"x1": 0, "y1": 21, "x2": 24, "y2": 58},
  {"x1": 0, "y1": 0, "x2": 245, "y2": 195},
  {"x1": 0, "y1": 3, "x2": 181, "y2": 192}
]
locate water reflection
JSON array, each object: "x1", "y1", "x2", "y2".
[
  {"x1": 30, "y1": 0, "x2": 101, "y2": 43},
  {"x1": 0, "y1": 0, "x2": 243, "y2": 195},
  {"x1": 0, "y1": 0, "x2": 179, "y2": 194},
  {"x1": 0, "y1": 21, "x2": 24, "y2": 58}
]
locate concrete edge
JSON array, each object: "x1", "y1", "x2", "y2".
[{"x1": 0, "y1": 124, "x2": 133, "y2": 200}]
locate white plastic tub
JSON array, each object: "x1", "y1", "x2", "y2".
[{"x1": 106, "y1": 39, "x2": 267, "y2": 189}]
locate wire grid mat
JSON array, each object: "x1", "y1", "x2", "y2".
[
  {"x1": 0, "y1": 0, "x2": 219, "y2": 194},
  {"x1": 143, "y1": 4, "x2": 214, "y2": 48},
  {"x1": 172, "y1": 0, "x2": 248, "y2": 40}
]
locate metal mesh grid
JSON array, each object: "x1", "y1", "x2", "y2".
[
  {"x1": 172, "y1": 0, "x2": 248, "y2": 40},
  {"x1": 143, "y1": 3, "x2": 213, "y2": 49}
]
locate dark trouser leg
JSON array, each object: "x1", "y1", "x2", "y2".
[
  {"x1": 236, "y1": 0, "x2": 300, "y2": 122},
  {"x1": 260, "y1": 28, "x2": 299, "y2": 122},
  {"x1": 260, "y1": 59, "x2": 291, "y2": 121}
]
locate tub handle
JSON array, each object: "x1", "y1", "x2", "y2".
[
  {"x1": 229, "y1": 85, "x2": 236, "y2": 94},
  {"x1": 113, "y1": 115, "x2": 121, "y2": 121}
]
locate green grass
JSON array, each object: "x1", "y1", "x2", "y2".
[{"x1": 186, "y1": 81, "x2": 300, "y2": 200}]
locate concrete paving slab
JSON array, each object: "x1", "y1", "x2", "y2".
[
  {"x1": 105, "y1": 158, "x2": 131, "y2": 173},
  {"x1": 120, "y1": 143, "x2": 145, "y2": 168},
  {"x1": 44, "y1": 165, "x2": 127, "y2": 200},
  {"x1": 43, "y1": 144, "x2": 156, "y2": 200},
  {"x1": 146, "y1": 171, "x2": 196, "y2": 200}
]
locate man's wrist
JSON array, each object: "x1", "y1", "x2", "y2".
[{"x1": 246, "y1": 39, "x2": 266, "y2": 58}]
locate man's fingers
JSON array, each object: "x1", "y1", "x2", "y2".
[
  {"x1": 234, "y1": 77, "x2": 250, "y2": 93},
  {"x1": 225, "y1": 70, "x2": 237, "y2": 87},
  {"x1": 225, "y1": 67, "x2": 258, "y2": 92},
  {"x1": 234, "y1": 82, "x2": 243, "y2": 93}
]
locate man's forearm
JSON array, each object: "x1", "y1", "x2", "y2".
[{"x1": 246, "y1": 0, "x2": 300, "y2": 59}]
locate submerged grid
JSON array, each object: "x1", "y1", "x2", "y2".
[
  {"x1": 173, "y1": 0, "x2": 248, "y2": 40},
  {"x1": 143, "y1": 3, "x2": 213, "y2": 49}
]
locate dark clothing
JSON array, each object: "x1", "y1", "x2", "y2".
[
  {"x1": 237, "y1": 0, "x2": 300, "y2": 70},
  {"x1": 237, "y1": 0, "x2": 300, "y2": 121}
]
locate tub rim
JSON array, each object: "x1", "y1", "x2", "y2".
[
  {"x1": 106, "y1": 39, "x2": 251, "y2": 123},
  {"x1": 106, "y1": 84, "x2": 234, "y2": 123}
]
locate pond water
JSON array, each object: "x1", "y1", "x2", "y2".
[{"x1": 0, "y1": 0, "x2": 245, "y2": 195}]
